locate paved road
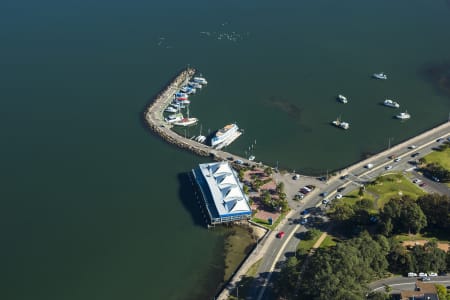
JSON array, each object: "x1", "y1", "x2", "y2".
[
  {"x1": 370, "y1": 275, "x2": 450, "y2": 293},
  {"x1": 246, "y1": 123, "x2": 450, "y2": 300}
]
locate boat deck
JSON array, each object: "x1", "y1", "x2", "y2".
[{"x1": 214, "y1": 131, "x2": 242, "y2": 150}]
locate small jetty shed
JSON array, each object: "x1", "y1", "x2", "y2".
[{"x1": 191, "y1": 161, "x2": 251, "y2": 225}]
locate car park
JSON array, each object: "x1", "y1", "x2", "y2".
[
  {"x1": 385, "y1": 165, "x2": 393, "y2": 170},
  {"x1": 335, "y1": 193, "x2": 343, "y2": 199},
  {"x1": 407, "y1": 272, "x2": 418, "y2": 277},
  {"x1": 276, "y1": 231, "x2": 285, "y2": 239}
]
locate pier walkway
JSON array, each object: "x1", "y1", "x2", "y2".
[{"x1": 144, "y1": 68, "x2": 271, "y2": 168}]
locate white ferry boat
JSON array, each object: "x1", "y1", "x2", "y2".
[
  {"x1": 337, "y1": 94, "x2": 348, "y2": 104},
  {"x1": 173, "y1": 117, "x2": 198, "y2": 126},
  {"x1": 331, "y1": 117, "x2": 350, "y2": 130},
  {"x1": 165, "y1": 113, "x2": 184, "y2": 123},
  {"x1": 193, "y1": 76, "x2": 208, "y2": 85},
  {"x1": 396, "y1": 111, "x2": 411, "y2": 120},
  {"x1": 211, "y1": 123, "x2": 240, "y2": 147},
  {"x1": 383, "y1": 99, "x2": 400, "y2": 108},
  {"x1": 373, "y1": 72, "x2": 387, "y2": 80}
]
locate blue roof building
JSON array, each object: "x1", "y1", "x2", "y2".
[{"x1": 191, "y1": 161, "x2": 251, "y2": 225}]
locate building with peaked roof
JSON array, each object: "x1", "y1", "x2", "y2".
[
  {"x1": 395, "y1": 280, "x2": 439, "y2": 300},
  {"x1": 191, "y1": 161, "x2": 251, "y2": 225}
]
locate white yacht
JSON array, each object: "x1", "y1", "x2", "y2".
[
  {"x1": 193, "y1": 76, "x2": 208, "y2": 85},
  {"x1": 165, "y1": 106, "x2": 178, "y2": 113},
  {"x1": 337, "y1": 94, "x2": 348, "y2": 104},
  {"x1": 173, "y1": 117, "x2": 198, "y2": 126},
  {"x1": 248, "y1": 155, "x2": 256, "y2": 161},
  {"x1": 331, "y1": 117, "x2": 350, "y2": 130},
  {"x1": 165, "y1": 113, "x2": 183, "y2": 123},
  {"x1": 373, "y1": 72, "x2": 387, "y2": 80},
  {"x1": 396, "y1": 111, "x2": 411, "y2": 120},
  {"x1": 188, "y1": 82, "x2": 202, "y2": 89},
  {"x1": 383, "y1": 99, "x2": 400, "y2": 108}
]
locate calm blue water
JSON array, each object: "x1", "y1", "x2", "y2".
[{"x1": 1, "y1": 0, "x2": 449, "y2": 299}]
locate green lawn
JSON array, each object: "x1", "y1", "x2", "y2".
[
  {"x1": 320, "y1": 234, "x2": 338, "y2": 248},
  {"x1": 423, "y1": 146, "x2": 450, "y2": 170},
  {"x1": 343, "y1": 173, "x2": 425, "y2": 210},
  {"x1": 252, "y1": 211, "x2": 288, "y2": 230}
]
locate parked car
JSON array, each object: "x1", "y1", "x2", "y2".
[
  {"x1": 419, "y1": 182, "x2": 427, "y2": 187},
  {"x1": 436, "y1": 138, "x2": 443, "y2": 142},
  {"x1": 335, "y1": 193, "x2": 343, "y2": 199},
  {"x1": 411, "y1": 152, "x2": 420, "y2": 158},
  {"x1": 320, "y1": 192, "x2": 328, "y2": 197},
  {"x1": 412, "y1": 178, "x2": 422, "y2": 184},
  {"x1": 306, "y1": 185, "x2": 316, "y2": 190},
  {"x1": 394, "y1": 157, "x2": 402, "y2": 162},
  {"x1": 385, "y1": 165, "x2": 393, "y2": 170},
  {"x1": 235, "y1": 159, "x2": 243, "y2": 165},
  {"x1": 428, "y1": 272, "x2": 438, "y2": 277},
  {"x1": 365, "y1": 163, "x2": 374, "y2": 169},
  {"x1": 432, "y1": 176, "x2": 440, "y2": 182},
  {"x1": 421, "y1": 277, "x2": 431, "y2": 281},
  {"x1": 322, "y1": 199, "x2": 330, "y2": 205},
  {"x1": 337, "y1": 187, "x2": 345, "y2": 192},
  {"x1": 407, "y1": 272, "x2": 418, "y2": 277},
  {"x1": 300, "y1": 217, "x2": 308, "y2": 225},
  {"x1": 301, "y1": 209, "x2": 310, "y2": 215},
  {"x1": 276, "y1": 231, "x2": 285, "y2": 239},
  {"x1": 419, "y1": 272, "x2": 428, "y2": 277},
  {"x1": 408, "y1": 145, "x2": 417, "y2": 149}
]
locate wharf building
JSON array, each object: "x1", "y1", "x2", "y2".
[{"x1": 191, "y1": 161, "x2": 251, "y2": 225}]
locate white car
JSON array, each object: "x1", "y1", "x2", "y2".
[
  {"x1": 385, "y1": 165, "x2": 393, "y2": 170},
  {"x1": 412, "y1": 178, "x2": 422, "y2": 184},
  {"x1": 418, "y1": 272, "x2": 428, "y2": 277},
  {"x1": 408, "y1": 145, "x2": 417, "y2": 149},
  {"x1": 335, "y1": 193, "x2": 343, "y2": 199},
  {"x1": 394, "y1": 157, "x2": 402, "y2": 162},
  {"x1": 428, "y1": 272, "x2": 438, "y2": 277},
  {"x1": 407, "y1": 272, "x2": 418, "y2": 277}
]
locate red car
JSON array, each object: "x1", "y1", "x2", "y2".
[{"x1": 277, "y1": 231, "x2": 285, "y2": 239}]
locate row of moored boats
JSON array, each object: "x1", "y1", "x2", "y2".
[
  {"x1": 332, "y1": 72, "x2": 411, "y2": 130},
  {"x1": 164, "y1": 76, "x2": 208, "y2": 127}
]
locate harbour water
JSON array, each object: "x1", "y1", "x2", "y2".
[{"x1": 1, "y1": 0, "x2": 450, "y2": 299}]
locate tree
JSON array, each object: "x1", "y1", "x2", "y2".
[
  {"x1": 380, "y1": 196, "x2": 427, "y2": 234},
  {"x1": 276, "y1": 256, "x2": 299, "y2": 298},
  {"x1": 417, "y1": 194, "x2": 450, "y2": 230},
  {"x1": 435, "y1": 284, "x2": 448, "y2": 300},
  {"x1": 329, "y1": 203, "x2": 354, "y2": 221},
  {"x1": 367, "y1": 291, "x2": 389, "y2": 300},
  {"x1": 358, "y1": 186, "x2": 365, "y2": 197}
]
